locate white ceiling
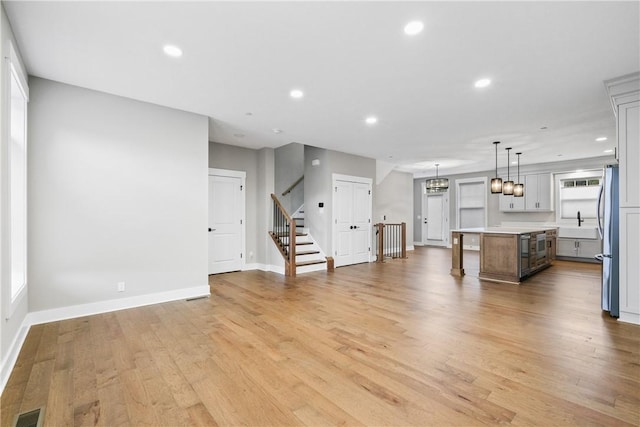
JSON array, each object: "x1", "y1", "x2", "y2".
[{"x1": 4, "y1": 1, "x2": 639, "y2": 177}]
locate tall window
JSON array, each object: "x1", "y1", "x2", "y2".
[{"x1": 8, "y1": 43, "x2": 29, "y2": 307}]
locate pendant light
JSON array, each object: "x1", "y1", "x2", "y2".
[
  {"x1": 514, "y1": 152, "x2": 524, "y2": 197},
  {"x1": 502, "y1": 147, "x2": 514, "y2": 195},
  {"x1": 490, "y1": 141, "x2": 503, "y2": 193},
  {"x1": 425, "y1": 163, "x2": 449, "y2": 193}
]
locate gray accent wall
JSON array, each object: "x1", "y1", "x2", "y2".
[
  {"x1": 274, "y1": 142, "x2": 304, "y2": 215},
  {"x1": 208, "y1": 142, "x2": 260, "y2": 266},
  {"x1": 27, "y1": 78, "x2": 209, "y2": 312},
  {"x1": 304, "y1": 146, "x2": 376, "y2": 256},
  {"x1": 375, "y1": 170, "x2": 414, "y2": 247}
]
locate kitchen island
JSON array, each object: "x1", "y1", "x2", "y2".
[{"x1": 451, "y1": 227, "x2": 557, "y2": 284}]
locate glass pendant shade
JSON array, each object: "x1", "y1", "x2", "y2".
[
  {"x1": 491, "y1": 141, "x2": 502, "y2": 193},
  {"x1": 425, "y1": 163, "x2": 449, "y2": 193},
  {"x1": 513, "y1": 152, "x2": 524, "y2": 197},
  {"x1": 513, "y1": 183, "x2": 524, "y2": 197},
  {"x1": 502, "y1": 147, "x2": 514, "y2": 195},
  {"x1": 491, "y1": 178, "x2": 503, "y2": 193},
  {"x1": 503, "y1": 180, "x2": 514, "y2": 195}
]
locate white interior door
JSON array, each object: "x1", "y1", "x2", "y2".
[
  {"x1": 423, "y1": 189, "x2": 449, "y2": 246},
  {"x1": 333, "y1": 175, "x2": 372, "y2": 267},
  {"x1": 208, "y1": 171, "x2": 245, "y2": 274}
]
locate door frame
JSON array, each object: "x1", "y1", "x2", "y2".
[
  {"x1": 208, "y1": 168, "x2": 246, "y2": 273},
  {"x1": 421, "y1": 182, "x2": 450, "y2": 247},
  {"x1": 331, "y1": 173, "x2": 373, "y2": 266}
]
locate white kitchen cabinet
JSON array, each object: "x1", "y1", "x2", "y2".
[
  {"x1": 619, "y1": 208, "x2": 640, "y2": 323},
  {"x1": 618, "y1": 100, "x2": 640, "y2": 208},
  {"x1": 556, "y1": 238, "x2": 601, "y2": 260},
  {"x1": 499, "y1": 194, "x2": 525, "y2": 212},
  {"x1": 525, "y1": 173, "x2": 553, "y2": 211}
]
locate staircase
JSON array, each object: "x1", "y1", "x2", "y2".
[{"x1": 270, "y1": 194, "x2": 330, "y2": 276}]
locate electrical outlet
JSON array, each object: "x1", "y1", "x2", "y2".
[{"x1": 117, "y1": 281, "x2": 125, "y2": 292}]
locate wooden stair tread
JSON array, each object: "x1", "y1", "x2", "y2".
[
  {"x1": 296, "y1": 250, "x2": 320, "y2": 256},
  {"x1": 296, "y1": 259, "x2": 327, "y2": 267},
  {"x1": 272, "y1": 232, "x2": 307, "y2": 237}
]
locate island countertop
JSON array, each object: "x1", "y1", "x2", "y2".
[{"x1": 451, "y1": 226, "x2": 557, "y2": 235}]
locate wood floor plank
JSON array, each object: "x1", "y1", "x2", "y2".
[{"x1": 2, "y1": 247, "x2": 639, "y2": 426}]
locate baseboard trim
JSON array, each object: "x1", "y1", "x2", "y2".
[
  {"x1": 25, "y1": 285, "x2": 211, "y2": 327},
  {"x1": 619, "y1": 311, "x2": 640, "y2": 325},
  {"x1": 0, "y1": 319, "x2": 31, "y2": 395}
]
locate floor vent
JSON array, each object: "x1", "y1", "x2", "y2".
[{"x1": 13, "y1": 407, "x2": 45, "y2": 427}]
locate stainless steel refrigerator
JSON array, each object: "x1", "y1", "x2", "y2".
[{"x1": 596, "y1": 164, "x2": 619, "y2": 317}]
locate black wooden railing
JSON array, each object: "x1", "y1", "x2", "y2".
[
  {"x1": 269, "y1": 194, "x2": 296, "y2": 276},
  {"x1": 374, "y1": 222, "x2": 407, "y2": 262}
]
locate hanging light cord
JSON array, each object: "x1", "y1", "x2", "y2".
[{"x1": 506, "y1": 148, "x2": 511, "y2": 180}]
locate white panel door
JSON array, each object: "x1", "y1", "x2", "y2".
[
  {"x1": 424, "y1": 193, "x2": 444, "y2": 245},
  {"x1": 333, "y1": 177, "x2": 372, "y2": 267},
  {"x1": 209, "y1": 174, "x2": 243, "y2": 274},
  {"x1": 334, "y1": 180, "x2": 354, "y2": 263},
  {"x1": 352, "y1": 182, "x2": 371, "y2": 264}
]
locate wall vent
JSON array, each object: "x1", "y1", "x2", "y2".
[{"x1": 13, "y1": 407, "x2": 45, "y2": 427}]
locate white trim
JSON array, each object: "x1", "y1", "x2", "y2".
[
  {"x1": 455, "y1": 177, "x2": 488, "y2": 229},
  {"x1": 331, "y1": 174, "x2": 373, "y2": 267},
  {"x1": 422, "y1": 183, "x2": 450, "y2": 247},
  {"x1": 619, "y1": 312, "x2": 640, "y2": 325},
  {"x1": 0, "y1": 285, "x2": 209, "y2": 395},
  {"x1": 25, "y1": 285, "x2": 211, "y2": 326},
  {"x1": 0, "y1": 319, "x2": 30, "y2": 394},
  {"x1": 208, "y1": 168, "x2": 246, "y2": 273}
]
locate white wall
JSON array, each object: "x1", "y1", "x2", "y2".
[
  {"x1": 27, "y1": 78, "x2": 209, "y2": 312},
  {"x1": 0, "y1": 4, "x2": 29, "y2": 391}
]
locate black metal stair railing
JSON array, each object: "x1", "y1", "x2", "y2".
[{"x1": 269, "y1": 193, "x2": 296, "y2": 276}]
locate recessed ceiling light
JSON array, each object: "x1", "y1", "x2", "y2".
[
  {"x1": 474, "y1": 78, "x2": 491, "y2": 88},
  {"x1": 290, "y1": 89, "x2": 304, "y2": 99},
  {"x1": 272, "y1": 128, "x2": 283, "y2": 134},
  {"x1": 540, "y1": 126, "x2": 548, "y2": 130},
  {"x1": 404, "y1": 21, "x2": 424, "y2": 36},
  {"x1": 596, "y1": 136, "x2": 608, "y2": 142},
  {"x1": 163, "y1": 44, "x2": 183, "y2": 58},
  {"x1": 604, "y1": 149, "x2": 614, "y2": 153},
  {"x1": 365, "y1": 116, "x2": 378, "y2": 125},
  {"x1": 245, "y1": 112, "x2": 253, "y2": 116},
  {"x1": 233, "y1": 133, "x2": 245, "y2": 138}
]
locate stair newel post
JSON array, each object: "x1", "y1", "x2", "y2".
[
  {"x1": 401, "y1": 222, "x2": 407, "y2": 259},
  {"x1": 376, "y1": 223, "x2": 384, "y2": 263},
  {"x1": 289, "y1": 218, "x2": 296, "y2": 277}
]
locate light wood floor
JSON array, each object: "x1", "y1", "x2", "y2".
[{"x1": 2, "y1": 247, "x2": 639, "y2": 426}]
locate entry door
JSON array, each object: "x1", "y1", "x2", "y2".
[
  {"x1": 334, "y1": 176, "x2": 372, "y2": 267},
  {"x1": 208, "y1": 171, "x2": 245, "y2": 274},
  {"x1": 423, "y1": 189, "x2": 449, "y2": 246}
]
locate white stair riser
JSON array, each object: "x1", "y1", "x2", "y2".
[{"x1": 297, "y1": 263, "x2": 327, "y2": 274}]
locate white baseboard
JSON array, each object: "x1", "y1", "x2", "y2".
[
  {"x1": 407, "y1": 245, "x2": 415, "y2": 251},
  {"x1": 25, "y1": 285, "x2": 211, "y2": 326},
  {"x1": 619, "y1": 311, "x2": 640, "y2": 325},
  {"x1": 0, "y1": 319, "x2": 30, "y2": 395}
]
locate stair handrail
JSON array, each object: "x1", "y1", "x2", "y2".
[
  {"x1": 281, "y1": 175, "x2": 304, "y2": 197},
  {"x1": 270, "y1": 193, "x2": 296, "y2": 276}
]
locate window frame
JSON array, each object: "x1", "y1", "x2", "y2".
[{"x1": 5, "y1": 41, "x2": 29, "y2": 318}]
